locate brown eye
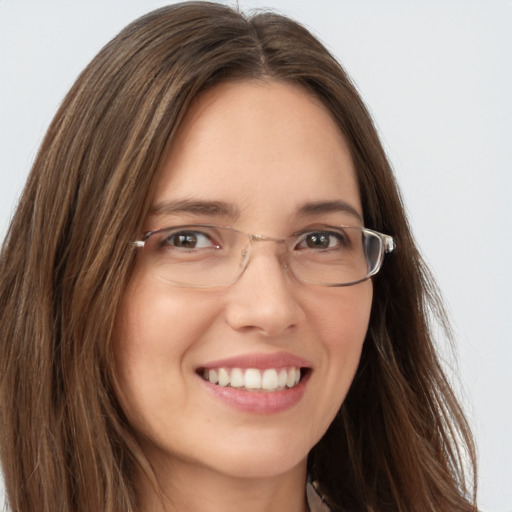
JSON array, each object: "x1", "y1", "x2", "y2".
[
  {"x1": 305, "y1": 233, "x2": 330, "y2": 249},
  {"x1": 297, "y1": 231, "x2": 347, "y2": 250},
  {"x1": 163, "y1": 231, "x2": 215, "y2": 250}
]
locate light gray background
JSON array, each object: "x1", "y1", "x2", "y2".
[{"x1": 1, "y1": 1, "x2": 510, "y2": 511}]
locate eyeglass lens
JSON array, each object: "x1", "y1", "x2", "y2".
[{"x1": 139, "y1": 225, "x2": 389, "y2": 288}]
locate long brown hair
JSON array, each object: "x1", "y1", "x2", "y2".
[{"x1": 0, "y1": 2, "x2": 476, "y2": 511}]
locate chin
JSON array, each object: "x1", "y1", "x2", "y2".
[
  {"x1": 207, "y1": 450, "x2": 308, "y2": 480},
  {"x1": 197, "y1": 427, "x2": 315, "y2": 479}
]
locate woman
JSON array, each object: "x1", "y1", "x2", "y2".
[{"x1": 0, "y1": 2, "x2": 477, "y2": 511}]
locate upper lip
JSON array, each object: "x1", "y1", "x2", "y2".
[{"x1": 198, "y1": 351, "x2": 313, "y2": 370}]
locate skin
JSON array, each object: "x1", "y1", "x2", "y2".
[{"x1": 114, "y1": 80, "x2": 373, "y2": 512}]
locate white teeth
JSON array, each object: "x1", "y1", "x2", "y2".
[
  {"x1": 278, "y1": 369, "x2": 287, "y2": 388},
  {"x1": 262, "y1": 369, "x2": 278, "y2": 390},
  {"x1": 202, "y1": 366, "x2": 303, "y2": 392},
  {"x1": 286, "y1": 367, "x2": 296, "y2": 388},
  {"x1": 244, "y1": 369, "x2": 262, "y2": 389},
  {"x1": 230, "y1": 368, "x2": 244, "y2": 388},
  {"x1": 208, "y1": 368, "x2": 218, "y2": 385},
  {"x1": 218, "y1": 368, "x2": 229, "y2": 387}
]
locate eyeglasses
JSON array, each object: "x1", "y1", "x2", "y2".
[{"x1": 133, "y1": 224, "x2": 395, "y2": 288}]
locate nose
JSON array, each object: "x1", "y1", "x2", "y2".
[{"x1": 224, "y1": 241, "x2": 305, "y2": 337}]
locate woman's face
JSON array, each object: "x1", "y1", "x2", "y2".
[{"x1": 114, "y1": 81, "x2": 372, "y2": 481}]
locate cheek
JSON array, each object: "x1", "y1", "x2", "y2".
[
  {"x1": 305, "y1": 282, "x2": 372, "y2": 417},
  {"x1": 114, "y1": 270, "x2": 221, "y2": 359},
  {"x1": 310, "y1": 281, "x2": 373, "y2": 350},
  {"x1": 112, "y1": 273, "x2": 223, "y2": 429}
]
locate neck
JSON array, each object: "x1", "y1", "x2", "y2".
[{"x1": 134, "y1": 455, "x2": 309, "y2": 512}]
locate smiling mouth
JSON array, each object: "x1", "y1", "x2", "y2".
[{"x1": 198, "y1": 366, "x2": 308, "y2": 392}]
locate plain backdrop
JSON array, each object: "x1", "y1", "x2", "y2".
[{"x1": 0, "y1": 1, "x2": 511, "y2": 511}]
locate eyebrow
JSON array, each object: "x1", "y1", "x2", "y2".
[
  {"x1": 150, "y1": 198, "x2": 362, "y2": 224},
  {"x1": 150, "y1": 199, "x2": 241, "y2": 221},
  {"x1": 296, "y1": 200, "x2": 363, "y2": 223}
]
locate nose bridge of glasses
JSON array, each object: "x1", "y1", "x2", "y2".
[
  {"x1": 249, "y1": 233, "x2": 287, "y2": 243},
  {"x1": 245, "y1": 233, "x2": 290, "y2": 268}
]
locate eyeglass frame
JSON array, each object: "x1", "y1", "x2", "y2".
[{"x1": 132, "y1": 224, "x2": 395, "y2": 288}]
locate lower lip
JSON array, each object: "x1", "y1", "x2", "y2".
[{"x1": 199, "y1": 373, "x2": 309, "y2": 414}]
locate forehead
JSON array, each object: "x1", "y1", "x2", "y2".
[{"x1": 150, "y1": 80, "x2": 361, "y2": 230}]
